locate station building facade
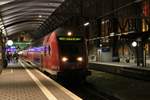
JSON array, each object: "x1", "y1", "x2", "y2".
[{"x1": 84, "y1": 0, "x2": 150, "y2": 66}]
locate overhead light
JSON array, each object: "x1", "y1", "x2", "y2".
[
  {"x1": 116, "y1": 34, "x2": 121, "y2": 36},
  {"x1": 110, "y1": 32, "x2": 115, "y2": 37},
  {"x1": 0, "y1": 0, "x2": 15, "y2": 5},
  {"x1": 132, "y1": 41, "x2": 137, "y2": 47},
  {"x1": 38, "y1": 15, "x2": 42, "y2": 18},
  {"x1": 100, "y1": 44, "x2": 102, "y2": 47},
  {"x1": 7, "y1": 40, "x2": 13, "y2": 46},
  {"x1": 67, "y1": 32, "x2": 72, "y2": 36},
  {"x1": 77, "y1": 57, "x2": 83, "y2": 62},
  {"x1": 84, "y1": 22, "x2": 90, "y2": 26},
  {"x1": 122, "y1": 32, "x2": 128, "y2": 35},
  {"x1": 101, "y1": 21, "x2": 105, "y2": 24}
]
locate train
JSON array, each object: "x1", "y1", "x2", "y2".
[{"x1": 21, "y1": 27, "x2": 91, "y2": 81}]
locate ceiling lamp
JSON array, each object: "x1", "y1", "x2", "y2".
[{"x1": 7, "y1": 40, "x2": 13, "y2": 46}]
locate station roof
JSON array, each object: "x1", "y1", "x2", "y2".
[{"x1": 0, "y1": 0, "x2": 65, "y2": 38}]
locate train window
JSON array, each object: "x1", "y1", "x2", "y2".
[
  {"x1": 48, "y1": 45, "x2": 51, "y2": 55},
  {"x1": 44, "y1": 46, "x2": 47, "y2": 56}
]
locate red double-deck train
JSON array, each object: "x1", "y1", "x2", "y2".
[{"x1": 21, "y1": 27, "x2": 90, "y2": 81}]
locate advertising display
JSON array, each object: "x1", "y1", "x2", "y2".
[{"x1": 143, "y1": 0, "x2": 150, "y2": 16}]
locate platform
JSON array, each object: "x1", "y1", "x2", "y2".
[
  {"x1": 88, "y1": 62, "x2": 150, "y2": 80},
  {"x1": 0, "y1": 60, "x2": 82, "y2": 100}
]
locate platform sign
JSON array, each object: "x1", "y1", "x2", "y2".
[
  {"x1": 102, "y1": 47, "x2": 110, "y2": 52},
  {"x1": 14, "y1": 41, "x2": 31, "y2": 50}
]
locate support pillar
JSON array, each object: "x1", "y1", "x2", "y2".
[
  {"x1": 111, "y1": 18, "x2": 119, "y2": 62},
  {"x1": 136, "y1": 38, "x2": 144, "y2": 67},
  {"x1": 0, "y1": 29, "x2": 4, "y2": 73}
]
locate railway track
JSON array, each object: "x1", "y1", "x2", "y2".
[
  {"x1": 60, "y1": 81, "x2": 120, "y2": 100},
  {"x1": 44, "y1": 71, "x2": 120, "y2": 100},
  {"x1": 25, "y1": 61, "x2": 120, "y2": 100}
]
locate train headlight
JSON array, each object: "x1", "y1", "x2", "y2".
[
  {"x1": 62, "y1": 57, "x2": 68, "y2": 62},
  {"x1": 77, "y1": 57, "x2": 83, "y2": 62}
]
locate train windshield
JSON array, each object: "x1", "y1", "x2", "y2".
[
  {"x1": 57, "y1": 37, "x2": 84, "y2": 56},
  {"x1": 59, "y1": 43, "x2": 82, "y2": 55}
]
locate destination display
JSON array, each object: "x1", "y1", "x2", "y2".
[{"x1": 58, "y1": 37, "x2": 82, "y2": 41}]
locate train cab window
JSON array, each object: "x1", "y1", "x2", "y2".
[
  {"x1": 44, "y1": 45, "x2": 51, "y2": 56},
  {"x1": 59, "y1": 44, "x2": 82, "y2": 56}
]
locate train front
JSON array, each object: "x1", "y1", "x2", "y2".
[{"x1": 57, "y1": 30, "x2": 91, "y2": 80}]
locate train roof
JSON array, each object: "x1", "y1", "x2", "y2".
[
  {"x1": 26, "y1": 27, "x2": 84, "y2": 48},
  {"x1": 54, "y1": 27, "x2": 83, "y2": 37}
]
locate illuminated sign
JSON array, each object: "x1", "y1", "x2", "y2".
[
  {"x1": 29, "y1": 46, "x2": 44, "y2": 52},
  {"x1": 6, "y1": 46, "x2": 17, "y2": 52},
  {"x1": 58, "y1": 37, "x2": 82, "y2": 41},
  {"x1": 13, "y1": 42, "x2": 31, "y2": 50},
  {"x1": 14, "y1": 42, "x2": 31, "y2": 45}
]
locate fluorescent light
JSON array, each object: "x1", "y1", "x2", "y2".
[
  {"x1": 110, "y1": 32, "x2": 115, "y2": 36},
  {"x1": 0, "y1": 0, "x2": 15, "y2": 5}
]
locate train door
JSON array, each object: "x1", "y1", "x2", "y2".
[{"x1": 43, "y1": 35, "x2": 50, "y2": 68}]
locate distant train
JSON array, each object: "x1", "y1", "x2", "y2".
[{"x1": 21, "y1": 27, "x2": 91, "y2": 81}]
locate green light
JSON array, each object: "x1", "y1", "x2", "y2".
[{"x1": 14, "y1": 42, "x2": 31, "y2": 45}]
